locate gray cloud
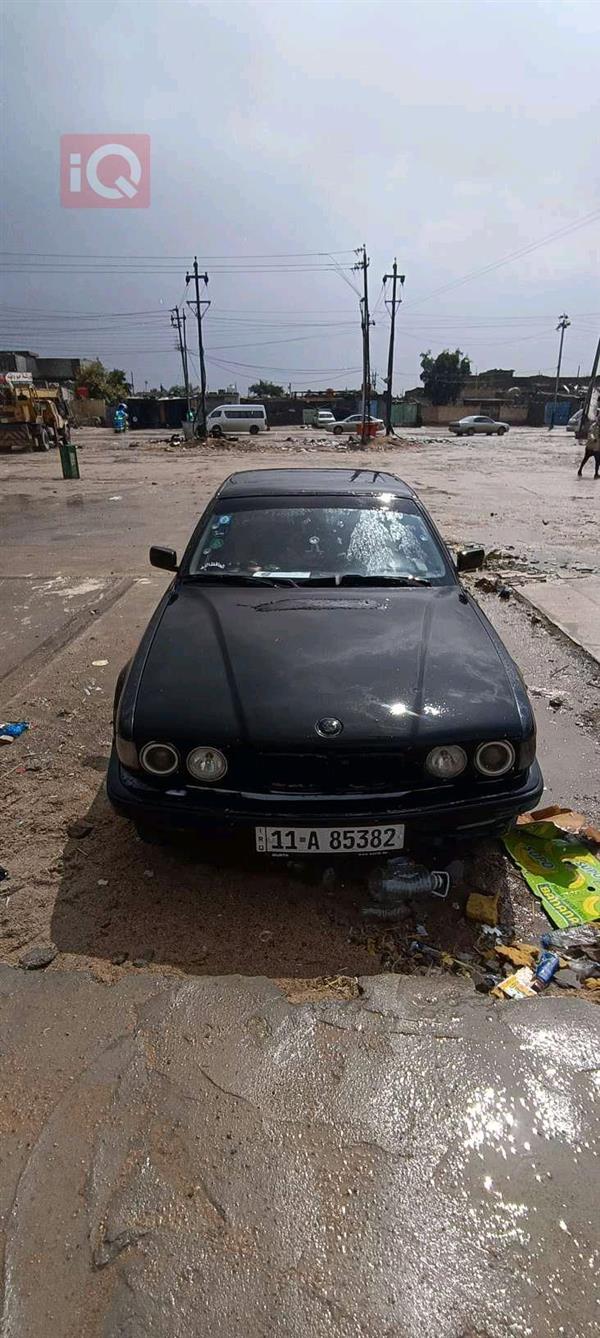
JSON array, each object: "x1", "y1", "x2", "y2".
[{"x1": 1, "y1": 0, "x2": 599, "y2": 391}]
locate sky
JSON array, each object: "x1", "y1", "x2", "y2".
[{"x1": 1, "y1": 0, "x2": 599, "y2": 395}]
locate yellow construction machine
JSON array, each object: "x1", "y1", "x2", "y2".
[{"x1": 0, "y1": 373, "x2": 71, "y2": 452}]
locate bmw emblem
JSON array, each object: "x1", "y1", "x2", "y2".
[{"x1": 316, "y1": 717, "x2": 343, "y2": 738}]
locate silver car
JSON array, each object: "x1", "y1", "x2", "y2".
[
  {"x1": 448, "y1": 414, "x2": 509, "y2": 437},
  {"x1": 328, "y1": 413, "x2": 385, "y2": 435}
]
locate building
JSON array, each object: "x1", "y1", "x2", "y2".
[
  {"x1": 403, "y1": 368, "x2": 591, "y2": 427},
  {"x1": 0, "y1": 350, "x2": 81, "y2": 387}
]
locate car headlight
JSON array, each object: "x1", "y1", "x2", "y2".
[
  {"x1": 187, "y1": 746, "x2": 228, "y2": 783},
  {"x1": 140, "y1": 742, "x2": 180, "y2": 775},
  {"x1": 474, "y1": 740, "x2": 515, "y2": 777},
  {"x1": 425, "y1": 745, "x2": 467, "y2": 779}
]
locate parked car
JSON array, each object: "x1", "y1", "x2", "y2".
[
  {"x1": 206, "y1": 404, "x2": 268, "y2": 437},
  {"x1": 313, "y1": 410, "x2": 336, "y2": 428},
  {"x1": 328, "y1": 413, "x2": 385, "y2": 435},
  {"x1": 108, "y1": 468, "x2": 542, "y2": 851},
  {"x1": 448, "y1": 415, "x2": 509, "y2": 436},
  {"x1": 566, "y1": 409, "x2": 583, "y2": 433}
]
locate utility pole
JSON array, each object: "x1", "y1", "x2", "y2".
[
  {"x1": 577, "y1": 332, "x2": 600, "y2": 440},
  {"x1": 181, "y1": 307, "x2": 190, "y2": 414},
  {"x1": 383, "y1": 260, "x2": 405, "y2": 435},
  {"x1": 549, "y1": 313, "x2": 570, "y2": 429},
  {"x1": 353, "y1": 244, "x2": 373, "y2": 443},
  {"x1": 186, "y1": 257, "x2": 210, "y2": 437},
  {"x1": 170, "y1": 305, "x2": 190, "y2": 412}
]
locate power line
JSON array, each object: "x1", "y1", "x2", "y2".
[
  {"x1": 404, "y1": 209, "x2": 600, "y2": 310},
  {"x1": 205, "y1": 355, "x2": 362, "y2": 372},
  {"x1": 0, "y1": 248, "x2": 357, "y2": 259}
]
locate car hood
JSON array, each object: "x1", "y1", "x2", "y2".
[{"x1": 133, "y1": 585, "x2": 529, "y2": 748}]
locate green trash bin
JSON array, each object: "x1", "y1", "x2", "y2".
[{"x1": 59, "y1": 440, "x2": 80, "y2": 479}]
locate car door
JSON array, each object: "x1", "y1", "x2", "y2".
[{"x1": 474, "y1": 416, "x2": 492, "y2": 433}]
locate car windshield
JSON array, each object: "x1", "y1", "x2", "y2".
[{"x1": 187, "y1": 497, "x2": 452, "y2": 585}]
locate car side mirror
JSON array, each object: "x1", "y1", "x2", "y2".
[
  {"x1": 455, "y1": 545, "x2": 485, "y2": 573},
  {"x1": 150, "y1": 545, "x2": 178, "y2": 572}
]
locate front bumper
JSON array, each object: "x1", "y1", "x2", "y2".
[{"x1": 107, "y1": 752, "x2": 543, "y2": 842}]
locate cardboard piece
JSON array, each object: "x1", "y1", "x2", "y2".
[{"x1": 504, "y1": 827, "x2": 600, "y2": 929}]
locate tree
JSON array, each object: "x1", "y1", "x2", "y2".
[
  {"x1": 248, "y1": 379, "x2": 285, "y2": 397},
  {"x1": 76, "y1": 360, "x2": 130, "y2": 401},
  {"x1": 420, "y1": 349, "x2": 471, "y2": 405},
  {"x1": 167, "y1": 384, "x2": 187, "y2": 397}
]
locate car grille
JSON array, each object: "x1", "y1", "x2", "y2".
[{"x1": 235, "y1": 750, "x2": 423, "y2": 796}]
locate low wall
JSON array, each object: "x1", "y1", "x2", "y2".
[
  {"x1": 421, "y1": 402, "x2": 528, "y2": 426},
  {"x1": 71, "y1": 398, "x2": 106, "y2": 425}
]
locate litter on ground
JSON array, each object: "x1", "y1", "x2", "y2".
[
  {"x1": 0, "y1": 720, "x2": 29, "y2": 745},
  {"x1": 504, "y1": 817, "x2": 600, "y2": 928}
]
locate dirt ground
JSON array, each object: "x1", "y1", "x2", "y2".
[{"x1": 1, "y1": 424, "x2": 599, "y2": 986}]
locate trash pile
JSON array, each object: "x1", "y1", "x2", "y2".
[
  {"x1": 353, "y1": 807, "x2": 600, "y2": 1002},
  {"x1": 489, "y1": 924, "x2": 600, "y2": 999}
]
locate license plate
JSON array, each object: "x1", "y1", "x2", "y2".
[{"x1": 255, "y1": 824, "x2": 404, "y2": 855}]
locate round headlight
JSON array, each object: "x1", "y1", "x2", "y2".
[
  {"x1": 140, "y1": 742, "x2": 179, "y2": 775},
  {"x1": 187, "y1": 746, "x2": 228, "y2": 783},
  {"x1": 475, "y1": 740, "x2": 515, "y2": 777},
  {"x1": 425, "y1": 745, "x2": 467, "y2": 779}
]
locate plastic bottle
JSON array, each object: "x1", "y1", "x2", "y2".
[{"x1": 531, "y1": 950, "x2": 560, "y2": 992}]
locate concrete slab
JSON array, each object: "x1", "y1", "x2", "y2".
[
  {"x1": 515, "y1": 576, "x2": 600, "y2": 665},
  {"x1": 1, "y1": 963, "x2": 598, "y2": 1337}
]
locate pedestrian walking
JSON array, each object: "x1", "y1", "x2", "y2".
[{"x1": 577, "y1": 412, "x2": 600, "y2": 479}]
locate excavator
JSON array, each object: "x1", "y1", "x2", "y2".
[{"x1": 0, "y1": 372, "x2": 71, "y2": 453}]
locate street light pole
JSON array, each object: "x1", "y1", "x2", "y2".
[{"x1": 549, "y1": 313, "x2": 570, "y2": 429}]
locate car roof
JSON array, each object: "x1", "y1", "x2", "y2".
[{"x1": 217, "y1": 468, "x2": 416, "y2": 499}]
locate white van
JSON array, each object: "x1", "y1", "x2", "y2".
[{"x1": 207, "y1": 404, "x2": 268, "y2": 437}]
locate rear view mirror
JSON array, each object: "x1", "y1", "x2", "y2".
[{"x1": 150, "y1": 545, "x2": 178, "y2": 572}]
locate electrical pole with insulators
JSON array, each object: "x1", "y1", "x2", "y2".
[
  {"x1": 170, "y1": 305, "x2": 190, "y2": 414},
  {"x1": 383, "y1": 261, "x2": 405, "y2": 435},
  {"x1": 353, "y1": 245, "x2": 373, "y2": 443},
  {"x1": 186, "y1": 258, "x2": 210, "y2": 438},
  {"x1": 181, "y1": 308, "x2": 190, "y2": 415},
  {"x1": 549, "y1": 313, "x2": 570, "y2": 429}
]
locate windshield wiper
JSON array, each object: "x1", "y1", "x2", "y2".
[
  {"x1": 186, "y1": 572, "x2": 298, "y2": 587},
  {"x1": 302, "y1": 573, "x2": 432, "y2": 588}
]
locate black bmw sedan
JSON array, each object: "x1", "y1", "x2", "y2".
[{"x1": 108, "y1": 468, "x2": 543, "y2": 854}]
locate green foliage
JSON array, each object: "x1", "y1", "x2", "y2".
[
  {"x1": 167, "y1": 384, "x2": 187, "y2": 397},
  {"x1": 248, "y1": 379, "x2": 285, "y2": 397},
  {"x1": 420, "y1": 349, "x2": 471, "y2": 405},
  {"x1": 76, "y1": 360, "x2": 130, "y2": 401}
]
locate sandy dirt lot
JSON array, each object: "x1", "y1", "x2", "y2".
[{"x1": 1, "y1": 425, "x2": 599, "y2": 984}]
